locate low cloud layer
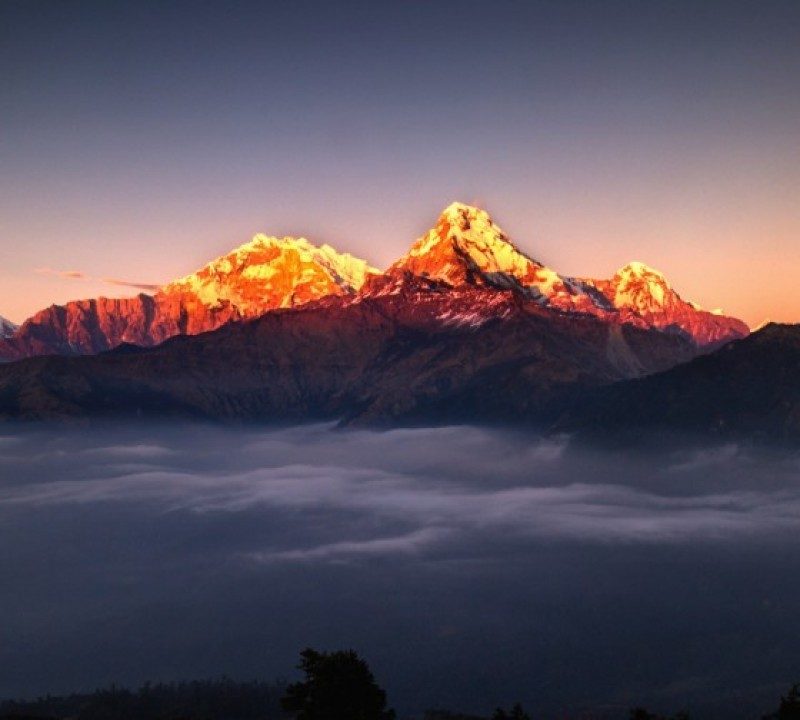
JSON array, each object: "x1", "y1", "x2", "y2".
[
  {"x1": 2, "y1": 425, "x2": 799, "y2": 563},
  {"x1": 2, "y1": 424, "x2": 799, "y2": 716}
]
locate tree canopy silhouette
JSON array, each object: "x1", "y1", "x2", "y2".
[
  {"x1": 0, "y1": 678, "x2": 284, "y2": 720},
  {"x1": 763, "y1": 683, "x2": 800, "y2": 720},
  {"x1": 629, "y1": 708, "x2": 690, "y2": 720},
  {"x1": 281, "y1": 648, "x2": 395, "y2": 720},
  {"x1": 491, "y1": 703, "x2": 530, "y2": 720}
]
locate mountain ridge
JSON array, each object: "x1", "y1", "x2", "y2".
[
  {"x1": 0, "y1": 279, "x2": 700, "y2": 424},
  {"x1": 0, "y1": 202, "x2": 748, "y2": 362},
  {"x1": 0, "y1": 235, "x2": 377, "y2": 361},
  {"x1": 0, "y1": 316, "x2": 17, "y2": 339},
  {"x1": 558, "y1": 322, "x2": 800, "y2": 441}
]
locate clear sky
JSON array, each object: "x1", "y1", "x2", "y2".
[{"x1": 1, "y1": 0, "x2": 798, "y2": 327}]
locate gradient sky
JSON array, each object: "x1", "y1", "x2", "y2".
[{"x1": 1, "y1": 0, "x2": 798, "y2": 327}]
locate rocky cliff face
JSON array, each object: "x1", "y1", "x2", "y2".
[
  {"x1": 585, "y1": 261, "x2": 750, "y2": 348},
  {"x1": 0, "y1": 316, "x2": 17, "y2": 339}
]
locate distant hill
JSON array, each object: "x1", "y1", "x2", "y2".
[
  {"x1": 558, "y1": 323, "x2": 800, "y2": 441},
  {"x1": 0, "y1": 678, "x2": 285, "y2": 720}
]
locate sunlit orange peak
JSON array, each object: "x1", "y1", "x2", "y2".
[{"x1": 161, "y1": 234, "x2": 379, "y2": 317}]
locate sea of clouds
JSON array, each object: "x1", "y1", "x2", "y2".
[{"x1": 1, "y1": 423, "x2": 799, "y2": 718}]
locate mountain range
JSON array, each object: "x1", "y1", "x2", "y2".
[
  {"x1": 0, "y1": 203, "x2": 746, "y2": 361},
  {"x1": 0, "y1": 236, "x2": 377, "y2": 360},
  {"x1": 0, "y1": 202, "x2": 782, "y2": 437}
]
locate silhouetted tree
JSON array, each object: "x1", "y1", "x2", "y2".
[
  {"x1": 629, "y1": 709, "x2": 690, "y2": 720},
  {"x1": 763, "y1": 683, "x2": 800, "y2": 719},
  {"x1": 492, "y1": 703, "x2": 530, "y2": 720},
  {"x1": 281, "y1": 648, "x2": 395, "y2": 720},
  {"x1": 630, "y1": 710, "x2": 658, "y2": 720}
]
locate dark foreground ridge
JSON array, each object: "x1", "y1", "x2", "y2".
[
  {"x1": 560, "y1": 323, "x2": 800, "y2": 442},
  {"x1": 0, "y1": 678, "x2": 285, "y2": 720},
  {"x1": 1, "y1": 648, "x2": 798, "y2": 720}
]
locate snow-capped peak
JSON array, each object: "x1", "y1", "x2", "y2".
[
  {"x1": 230, "y1": 234, "x2": 378, "y2": 291},
  {"x1": 615, "y1": 260, "x2": 668, "y2": 282},
  {"x1": 390, "y1": 202, "x2": 597, "y2": 310},
  {"x1": 161, "y1": 233, "x2": 378, "y2": 317},
  {"x1": 607, "y1": 261, "x2": 678, "y2": 313},
  {"x1": 406, "y1": 202, "x2": 536, "y2": 269},
  {"x1": 585, "y1": 260, "x2": 749, "y2": 346},
  {"x1": 0, "y1": 315, "x2": 18, "y2": 339}
]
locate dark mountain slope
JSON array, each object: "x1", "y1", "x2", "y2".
[
  {"x1": 0, "y1": 281, "x2": 697, "y2": 425},
  {"x1": 559, "y1": 323, "x2": 800, "y2": 441}
]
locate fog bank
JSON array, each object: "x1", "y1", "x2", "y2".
[{"x1": 1, "y1": 424, "x2": 799, "y2": 719}]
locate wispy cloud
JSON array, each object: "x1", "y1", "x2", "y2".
[
  {"x1": 35, "y1": 267, "x2": 87, "y2": 280},
  {"x1": 666, "y1": 444, "x2": 742, "y2": 473},
  {"x1": 102, "y1": 278, "x2": 161, "y2": 291},
  {"x1": 250, "y1": 528, "x2": 448, "y2": 563},
  {"x1": 34, "y1": 268, "x2": 161, "y2": 292}
]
